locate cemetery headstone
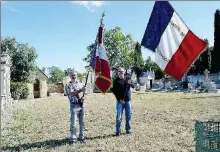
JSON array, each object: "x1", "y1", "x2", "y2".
[{"x1": 203, "y1": 69, "x2": 211, "y2": 90}]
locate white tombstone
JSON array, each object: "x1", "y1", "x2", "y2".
[
  {"x1": 1, "y1": 53, "x2": 12, "y2": 110},
  {"x1": 131, "y1": 72, "x2": 137, "y2": 83},
  {"x1": 158, "y1": 81, "x2": 164, "y2": 90},
  {"x1": 165, "y1": 81, "x2": 172, "y2": 90},
  {"x1": 146, "y1": 69, "x2": 155, "y2": 89},
  {"x1": 203, "y1": 69, "x2": 211, "y2": 89}
]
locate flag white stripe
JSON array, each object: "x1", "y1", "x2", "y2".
[{"x1": 155, "y1": 12, "x2": 189, "y2": 70}]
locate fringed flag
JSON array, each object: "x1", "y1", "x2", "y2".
[
  {"x1": 141, "y1": 1, "x2": 207, "y2": 80},
  {"x1": 90, "y1": 25, "x2": 112, "y2": 93}
]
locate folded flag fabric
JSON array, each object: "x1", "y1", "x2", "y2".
[
  {"x1": 90, "y1": 26, "x2": 112, "y2": 93},
  {"x1": 141, "y1": 1, "x2": 207, "y2": 80}
]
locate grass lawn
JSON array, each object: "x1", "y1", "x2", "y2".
[{"x1": 1, "y1": 92, "x2": 220, "y2": 152}]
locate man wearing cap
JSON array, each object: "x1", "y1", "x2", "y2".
[{"x1": 65, "y1": 71, "x2": 86, "y2": 144}]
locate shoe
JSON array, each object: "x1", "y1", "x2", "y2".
[
  {"x1": 69, "y1": 139, "x2": 76, "y2": 145},
  {"x1": 78, "y1": 138, "x2": 86, "y2": 144},
  {"x1": 114, "y1": 132, "x2": 121, "y2": 136},
  {"x1": 126, "y1": 130, "x2": 132, "y2": 134}
]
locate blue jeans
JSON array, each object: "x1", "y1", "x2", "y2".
[
  {"x1": 70, "y1": 104, "x2": 84, "y2": 141},
  {"x1": 116, "y1": 101, "x2": 131, "y2": 133}
]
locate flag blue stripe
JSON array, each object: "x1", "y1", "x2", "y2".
[
  {"x1": 141, "y1": 1, "x2": 174, "y2": 52},
  {"x1": 90, "y1": 44, "x2": 97, "y2": 70}
]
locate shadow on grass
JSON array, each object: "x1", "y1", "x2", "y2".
[
  {"x1": 182, "y1": 95, "x2": 220, "y2": 100},
  {"x1": 1, "y1": 138, "x2": 70, "y2": 151},
  {"x1": 86, "y1": 133, "x2": 126, "y2": 140},
  {"x1": 1, "y1": 133, "x2": 126, "y2": 151}
]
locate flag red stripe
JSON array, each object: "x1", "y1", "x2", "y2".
[
  {"x1": 164, "y1": 30, "x2": 207, "y2": 80},
  {"x1": 95, "y1": 78, "x2": 111, "y2": 93},
  {"x1": 95, "y1": 57, "x2": 111, "y2": 93},
  {"x1": 95, "y1": 56, "x2": 101, "y2": 74},
  {"x1": 98, "y1": 27, "x2": 103, "y2": 44}
]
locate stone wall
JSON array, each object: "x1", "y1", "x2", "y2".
[
  {"x1": 27, "y1": 83, "x2": 34, "y2": 99},
  {"x1": 48, "y1": 84, "x2": 64, "y2": 94},
  {"x1": 1, "y1": 53, "x2": 12, "y2": 110},
  {"x1": 27, "y1": 69, "x2": 48, "y2": 98},
  {"x1": 36, "y1": 69, "x2": 48, "y2": 98}
]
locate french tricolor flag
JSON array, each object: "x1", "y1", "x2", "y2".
[
  {"x1": 141, "y1": 1, "x2": 207, "y2": 80},
  {"x1": 90, "y1": 26, "x2": 112, "y2": 93}
]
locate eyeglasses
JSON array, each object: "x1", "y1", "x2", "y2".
[{"x1": 118, "y1": 71, "x2": 124, "y2": 73}]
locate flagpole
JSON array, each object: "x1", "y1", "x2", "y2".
[{"x1": 82, "y1": 12, "x2": 105, "y2": 98}]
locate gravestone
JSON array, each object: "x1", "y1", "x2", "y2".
[
  {"x1": 146, "y1": 69, "x2": 155, "y2": 90},
  {"x1": 203, "y1": 69, "x2": 211, "y2": 89},
  {"x1": 159, "y1": 82, "x2": 164, "y2": 90},
  {"x1": 165, "y1": 81, "x2": 172, "y2": 90},
  {"x1": 152, "y1": 82, "x2": 159, "y2": 89},
  {"x1": 209, "y1": 82, "x2": 218, "y2": 93},
  {"x1": 1, "y1": 53, "x2": 12, "y2": 110},
  {"x1": 203, "y1": 69, "x2": 218, "y2": 93}
]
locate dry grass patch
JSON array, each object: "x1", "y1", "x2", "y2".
[{"x1": 1, "y1": 92, "x2": 220, "y2": 152}]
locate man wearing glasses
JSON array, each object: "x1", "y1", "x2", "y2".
[
  {"x1": 65, "y1": 71, "x2": 86, "y2": 144},
  {"x1": 111, "y1": 67, "x2": 134, "y2": 136}
]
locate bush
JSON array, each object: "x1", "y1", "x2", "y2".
[{"x1": 11, "y1": 82, "x2": 29, "y2": 100}]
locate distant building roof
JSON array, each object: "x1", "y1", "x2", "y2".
[{"x1": 37, "y1": 67, "x2": 48, "y2": 79}]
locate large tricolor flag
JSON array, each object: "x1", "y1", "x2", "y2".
[
  {"x1": 90, "y1": 26, "x2": 112, "y2": 93},
  {"x1": 141, "y1": 1, "x2": 207, "y2": 80}
]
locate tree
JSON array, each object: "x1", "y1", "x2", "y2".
[
  {"x1": 131, "y1": 42, "x2": 144, "y2": 83},
  {"x1": 211, "y1": 9, "x2": 220, "y2": 73},
  {"x1": 1, "y1": 37, "x2": 38, "y2": 83},
  {"x1": 187, "y1": 39, "x2": 213, "y2": 75},
  {"x1": 64, "y1": 68, "x2": 75, "y2": 76},
  {"x1": 83, "y1": 26, "x2": 136, "y2": 76},
  {"x1": 77, "y1": 72, "x2": 87, "y2": 82},
  {"x1": 143, "y1": 56, "x2": 165, "y2": 79},
  {"x1": 47, "y1": 66, "x2": 65, "y2": 84}
]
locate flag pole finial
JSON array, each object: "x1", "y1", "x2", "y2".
[{"x1": 100, "y1": 11, "x2": 105, "y2": 26}]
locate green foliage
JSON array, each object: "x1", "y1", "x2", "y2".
[
  {"x1": 10, "y1": 82, "x2": 29, "y2": 100},
  {"x1": 153, "y1": 64, "x2": 165, "y2": 80},
  {"x1": 1, "y1": 37, "x2": 38, "y2": 83},
  {"x1": 143, "y1": 57, "x2": 165, "y2": 79},
  {"x1": 83, "y1": 26, "x2": 135, "y2": 73},
  {"x1": 84, "y1": 26, "x2": 166, "y2": 80},
  {"x1": 83, "y1": 43, "x2": 96, "y2": 66},
  {"x1": 211, "y1": 9, "x2": 220, "y2": 73},
  {"x1": 188, "y1": 39, "x2": 213, "y2": 75},
  {"x1": 77, "y1": 72, "x2": 87, "y2": 82},
  {"x1": 47, "y1": 66, "x2": 85, "y2": 84},
  {"x1": 64, "y1": 68, "x2": 75, "y2": 76},
  {"x1": 131, "y1": 42, "x2": 145, "y2": 83},
  {"x1": 47, "y1": 66, "x2": 65, "y2": 84}
]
